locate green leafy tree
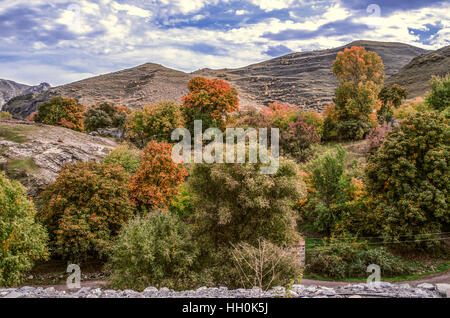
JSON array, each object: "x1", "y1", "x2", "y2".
[
  {"x1": 103, "y1": 145, "x2": 141, "y2": 175},
  {"x1": 0, "y1": 172, "x2": 49, "y2": 286},
  {"x1": 126, "y1": 101, "x2": 185, "y2": 147},
  {"x1": 107, "y1": 211, "x2": 199, "y2": 291},
  {"x1": 378, "y1": 84, "x2": 408, "y2": 123},
  {"x1": 84, "y1": 103, "x2": 129, "y2": 133},
  {"x1": 426, "y1": 73, "x2": 450, "y2": 112},
  {"x1": 366, "y1": 111, "x2": 449, "y2": 246}
]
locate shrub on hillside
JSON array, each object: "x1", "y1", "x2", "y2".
[
  {"x1": 366, "y1": 111, "x2": 449, "y2": 247},
  {"x1": 169, "y1": 183, "x2": 194, "y2": 222},
  {"x1": 0, "y1": 172, "x2": 49, "y2": 286},
  {"x1": 103, "y1": 145, "x2": 141, "y2": 175},
  {"x1": 306, "y1": 241, "x2": 411, "y2": 279},
  {"x1": 393, "y1": 97, "x2": 430, "y2": 121},
  {"x1": 183, "y1": 77, "x2": 239, "y2": 132},
  {"x1": 34, "y1": 97, "x2": 85, "y2": 131},
  {"x1": 126, "y1": 101, "x2": 185, "y2": 147},
  {"x1": 324, "y1": 46, "x2": 384, "y2": 140},
  {"x1": 39, "y1": 162, "x2": 135, "y2": 261},
  {"x1": 229, "y1": 239, "x2": 303, "y2": 291},
  {"x1": 107, "y1": 211, "x2": 199, "y2": 291},
  {"x1": 84, "y1": 102, "x2": 130, "y2": 133},
  {"x1": 129, "y1": 141, "x2": 188, "y2": 212},
  {"x1": 426, "y1": 73, "x2": 450, "y2": 112},
  {"x1": 280, "y1": 115, "x2": 320, "y2": 162}
]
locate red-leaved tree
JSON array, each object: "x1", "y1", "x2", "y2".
[{"x1": 129, "y1": 140, "x2": 188, "y2": 212}]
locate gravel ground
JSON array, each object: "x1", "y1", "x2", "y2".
[{"x1": 1, "y1": 282, "x2": 449, "y2": 298}]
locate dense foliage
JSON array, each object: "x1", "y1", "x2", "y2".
[
  {"x1": 324, "y1": 46, "x2": 384, "y2": 140},
  {"x1": 280, "y1": 115, "x2": 320, "y2": 162},
  {"x1": 39, "y1": 162, "x2": 135, "y2": 261},
  {"x1": 0, "y1": 172, "x2": 49, "y2": 286},
  {"x1": 365, "y1": 111, "x2": 449, "y2": 246},
  {"x1": 103, "y1": 145, "x2": 141, "y2": 175},
  {"x1": 126, "y1": 101, "x2": 185, "y2": 147},
  {"x1": 84, "y1": 103, "x2": 129, "y2": 133},
  {"x1": 306, "y1": 241, "x2": 411, "y2": 279},
  {"x1": 0, "y1": 111, "x2": 12, "y2": 119},
  {"x1": 129, "y1": 141, "x2": 188, "y2": 212},
  {"x1": 189, "y1": 157, "x2": 301, "y2": 251},
  {"x1": 426, "y1": 73, "x2": 450, "y2": 113},
  {"x1": 183, "y1": 77, "x2": 239, "y2": 132},
  {"x1": 34, "y1": 97, "x2": 85, "y2": 131},
  {"x1": 107, "y1": 211, "x2": 198, "y2": 291},
  {"x1": 298, "y1": 146, "x2": 363, "y2": 236}
]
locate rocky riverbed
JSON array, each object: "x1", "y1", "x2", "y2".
[{"x1": 1, "y1": 282, "x2": 449, "y2": 298}]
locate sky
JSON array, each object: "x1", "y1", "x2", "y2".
[{"x1": 0, "y1": 0, "x2": 448, "y2": 86}]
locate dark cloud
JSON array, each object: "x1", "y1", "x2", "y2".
[
  {"x1": 262, "y1": 18, "x2": 371, "y2": 41},
  {"x1": 263, "y1": 45, "x2": 293, "y2": 57}
]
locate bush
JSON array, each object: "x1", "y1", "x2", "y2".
[
  {"x1": 306, "y1": 241, "x2": 411, "y2": 279},
  {"x1": 103, "y1": 145, "x2": 141, "y2": 175},
  {"x1": 393, "y1": 97, "x2": 430, "y2": 121},
  {"x1": 183, "y1": 77, "x2": 239, "y2": 132},
  {"x1": 0, "y1": 172, "x2": 49, "y2": 286},
  {"x1": 426, "y1": 73, "x2": 450, "y2": 112},
  {"x1": 39, "y1": 162, "x2": 135, "y2": 261},
  {"x1": 229, "y1": 239, "x2": 302, "y2": 290},
  {"x1": 129, "y1": 141, "x2": 188, "y2": 212},
  {"x1": 189, "y1": 157, "x2": 301, "y2": 252},
  {"x1": 366, "y1": 111, "x2": 449, "y2": 246},
  {"x1": 325, "y1": 46, "x2": 384, "y2": 140},
  {"x1": 84, "y1": 102, "x2": 129, "y2": 133},
  {"x1": 280, "y1": 115, "x2": 320, "y2": 162},
  {"x1": 0, "y1": 111, "x2": 12, "y2": 119},
  {"x1": 34, "y1": 97, "x2": 85, "y2": 131},
  {"x1": 298, "y1": 146, "x2": 356, "y2": 235},
  {"x1": 126, "y1": 101, "x2": 185, "y2": 147},
  {"x1": 107, "y1": 211, "x2": 199, "y2": 291},
  {"x1": 169, "y1": 183, "x2": 194, "y2": 221}
]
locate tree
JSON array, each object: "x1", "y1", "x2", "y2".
[
  {"x1": 366, "y1": 111, "x2": 449, "y2": 246},
  {"x1": 0, "y1": 172, "x2": 49, "y2": 286},
  {"x1": 34, "y1": 97, "x2": 85, "y2": 131},
  {"x1": 107, "y1": 211, "x2": 198, "y2": 291},
  {"x1": 325, "y1": 46, "x2": 384, "y2": 140},
  {"x1": 39, "y1": 161, "x2": 135, "y2": 261},
  {"x1": 183, "y1": 77, "x2": 239, "y2": 132},
  {"x1": 84, "y1": 102, "x2": 130, "y2": 133},
  {"x1": 189, "y1": 157, "x2": 301, "y2": 250},
  {"x1": 126, "y1": 101, "x2": 185, "y2": 147},
  {"x1": 103, "y1": 145, "x2": 141, "y2": 175},
  {"x1": 280, "y1": 115, "x2": 320, "y2": 162},
  {"x1": 426, "y1": 73, "x2": 450, "y2": 112},
  {"x1": 129, "y1": 141, "x2": 188, "y2": 212},
  {"x1": 378, "y1": 84, "x2": 408, "y2": 123}
]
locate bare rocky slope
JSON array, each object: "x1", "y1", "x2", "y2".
[
  {"x1": 0, "y1": 118, "x2": 117, "y2": 196},
  {"x1": 0, "y1": 79, "x2": 50, "y2": 109},
  {"x1": 386, "y1": 45, "x2": 450, "y2": 99},
  {"x1": 3, "y1": 40, "x2": 429, "y2": 118}
]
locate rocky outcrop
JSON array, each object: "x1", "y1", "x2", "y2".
[
  {"x1": 0, "y1": 79, "x2": 50, "y2": 109},
  {"x1": 0, "y1": 119, "x2": 117, "y2": 196},
  {"x1": 386, "y1": 45, "x2": 450, "y2": 99}
]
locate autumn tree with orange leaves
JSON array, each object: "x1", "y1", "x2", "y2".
[
  {"x1": 129, "y1": 140, "x2": 188, "y2": 212},
  {"x1": 183, "y1": 77, "x2": 239, "y2": 133},
  {"x1": 324, "y1": 46, "x2": 384, "y2": 140}
]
